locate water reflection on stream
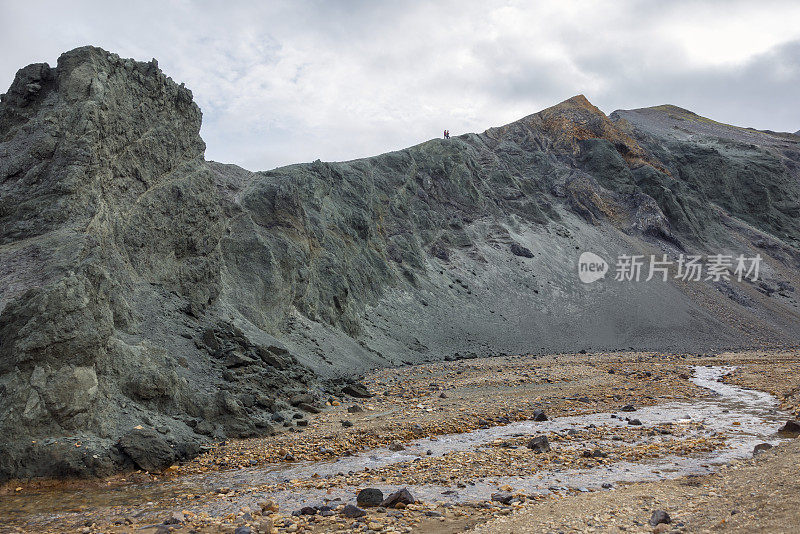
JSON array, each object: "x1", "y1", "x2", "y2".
[{"x1": 0, "y1": 366, "x2": 789, "y2": 528}]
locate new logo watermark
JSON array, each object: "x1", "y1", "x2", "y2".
[
  {"x1": 578, "y1": 253, "x2": 762, "y2": 284},
  {"x1": 578, "y1": 252, "x2": 609, "y2": 283}
]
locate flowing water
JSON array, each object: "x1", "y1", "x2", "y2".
[{"x1": 0, "y1": 366, "x2": 790, "y2": 528}]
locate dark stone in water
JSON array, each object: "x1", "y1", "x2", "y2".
[
  {"x1": 381, "y1": 488, "x2": 416, "y2": 507},
  {"x1": 527, "y1": 435, "x2": 551, "y2": 453},
  {"x1": 341, "y1": 504, "x2": 366, "y2": 518},
  {"x1": 628, "y1": 418, "x2": 643, "y2": 426},
  {"x1": 620, "y1": 404, "x2": 636, "y2": 412},
  {"x1": 753, "y1": 443, "x2": 773, "y2": 455},
  {"x1": 357, "y1": 488, "x2": 384, "y2": 507},
  {"x1": 532, "y1": 408, "x2": 548, "y2": 421},
  {"x1": 491, "y1": 491, "x2": 514, "y2": 504}
]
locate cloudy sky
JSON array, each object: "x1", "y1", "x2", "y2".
[{"x1": 1, "y1": 0, "x2": 799, "y2": 170}]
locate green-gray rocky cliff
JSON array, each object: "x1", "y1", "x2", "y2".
[{"x1": 2, "y1": 46, "x2": 799, "y2": 480}]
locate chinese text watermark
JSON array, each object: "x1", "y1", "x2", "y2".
[{"x1": 579, "y1": 252, "x2": 762, "y2": 284}]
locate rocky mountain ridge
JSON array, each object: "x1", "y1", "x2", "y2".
[{"x1": 1, "y1": 46, "x2": 799, "y2": 481}]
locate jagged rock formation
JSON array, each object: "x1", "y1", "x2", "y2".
[{"x1": 1, "y1": 46, "x2": 800, "y2": 480}]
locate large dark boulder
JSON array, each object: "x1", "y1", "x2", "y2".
[{"x1": 117, "y1": 427, "x2": 176, "y2": 472}]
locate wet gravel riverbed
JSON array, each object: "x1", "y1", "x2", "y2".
[{"x1": 1, "y1": 350, "x2": 798, "y2": 533}]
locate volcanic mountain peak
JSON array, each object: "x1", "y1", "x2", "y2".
[
  {"x1": 2, "y1": 46, "x2": 800, "y2": 482},
  {"x1": 611, "y1": 103, "x2": 800, "y2": 148}
]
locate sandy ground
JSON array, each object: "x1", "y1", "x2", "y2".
[{"x1": 1, "y1": 349, "x2": 799, "y2": 533}]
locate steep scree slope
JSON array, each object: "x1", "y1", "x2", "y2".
[{"x1": 1, "y1": 47, "x2": 800, "y2": 480}]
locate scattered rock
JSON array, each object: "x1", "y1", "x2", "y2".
[
  {"x1": 491, "y1": 491, "x2": 514, "y2": 504},
  {"x1": 388, "y1": 441, "x2": 405, "y2": 451},
  {"x1": 341, "y1": 420, "x2": 354, "y2": 428},
  {"x1": 117, "y1": 427, "x2": 176, "y2": 473},
  {"x1": 163, "y1": 511, "x2": 185, "y2": 525},
  {"x1": 289, "y1": 393, "x2": 314, "y2": 407},
  {"x1": 297, "y1": 402, "x2": 320, "y2": 414},
  {"x1": 299, "y1": 506, "x2": 317, "y2": 515},
  {"x1": 259, "y1": 500, "x2": 279, "y2": 513},
  {"x1": 341, "y1": 504, "x2": 366, "y2": 518},
  {"x1": 510, "y1": 243, "x2": 534, "y2": 258},
  {"x1": 527, "y1": 435, "x2": 551, "y2": 453},
  {"x1": 649, "y1": 510, "x2": 672, "y2": 526},
  {"x1": 357, "y1": 488, "x2": 384, "y2": 507},
  {"x1": 620, "y1": 404, "x2": 637, "y2": 412},
  {"x1": 347, "y1": 404, "x2": 364, "y2": 413},
  {"x1": 753, "y1": 443, "x2": 773, "y2": 455},
  {"x1": 628, "y1": 418, "x2": 643, "y2": 426},
  {"x1": 342, "y1": 383, "x2": 374, "y2": 398},
  {"x1": 532, "y1": 408, "x2": 548, "y2": 421},
  {"x1": 779, "y1": 419, "x2": 800, "y2": 436},
  {"x1": 381, "y1": 488, "x2": 416, "y2": 508}
]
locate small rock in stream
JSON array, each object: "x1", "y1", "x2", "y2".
[
  {"x1": 620, "y1": 404, "x2": 637, "y2": 412},
  {"x1": 341, "y1": 504, "x2": 366, "y2": 518},
  {"x1": 381, "y1": 488, "x2": 416, "y2": 507},
  {"x1": 628, "y1": 418, "x2": 643, "y2": 426},
  {"x1": 753, "y1": 443, "x2": 773, "y2": 455},
  {"x1": 491, "y1": 491, "x2": 514, "y2": 504},
  {"x1": 347, "y1": 404, "x2": 364, "y2": 413},
  {"x1": 357, "y1": 488, "x2": 384, "y2": 507},
  {"x1": 527, "y1": 435, "x2": 551, "y2": 453}
]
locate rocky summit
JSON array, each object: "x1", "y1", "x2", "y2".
[{"x1": 1, "y1": 46, "x2": 800, "y2": 481}]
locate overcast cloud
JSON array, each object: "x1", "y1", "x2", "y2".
[{"x1": 1, "y1": 0, "x2": 799, "y2": 170}]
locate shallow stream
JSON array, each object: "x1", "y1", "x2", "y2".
[{"x1": 0, "y1": 366, "x2": 789, "y2": 528}]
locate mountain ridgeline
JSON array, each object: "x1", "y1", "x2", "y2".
[{"x1": 1, "y1": 46, "x2": 800, "y2": 480}]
